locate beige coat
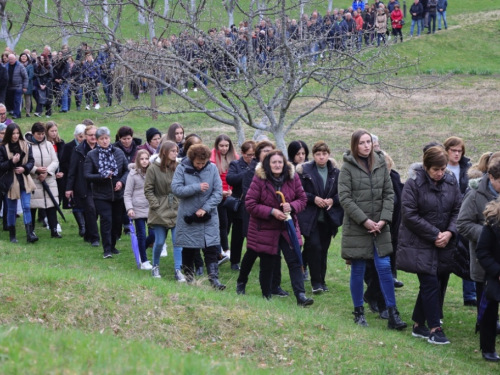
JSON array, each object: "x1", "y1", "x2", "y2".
[
  {"x1": 26, "y1": 134, "x2": 59, "y2": 209},
  {"x1": 375, "y1": 12, "x2": 388, "y2": 33},
  {"x1": 124, "y1": 164, "x2": 150, "y2": 219}
]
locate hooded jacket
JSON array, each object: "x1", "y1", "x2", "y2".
[
  {"x1": 245, "y1": 162, "x2": 307, "y2": 256},
  {"x1": 457, "y1": 176, "x2": 497, "y2": 282},
  {"x1": 144, "y1": 156, "x2": 180, "y2": 228},
  {"x1": 25, "y1": 133, "x2": 59, "y2": 209},
  {"x1": 296, "y1": 158, "x2": 343, "y2": 237},
  {"x1": 171, "y1": 158, "x2": 222, "y2": 248},
  {"x1": 338, "y1": 151, "x2": 394, "y2": 260},
  {"x1": 124, "y1": 164, "x2": 149, "y2": 219},
  {"x1": 396, "y1": 165, "x2": 461, "y2": 275}
]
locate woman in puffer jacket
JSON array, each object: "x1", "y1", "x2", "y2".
[
  {"x1": 397, "y1": 146, "x2": 462, "y2": 345},
  {"x1": 26, "y1": 122, "x2": 61, "y2": 239},
  {"x1": 245, "y1": 150, "x2": 313, "y2": 306},
  {"x1": 124, "y1": 149, "x2": 153, "y2": 270}
]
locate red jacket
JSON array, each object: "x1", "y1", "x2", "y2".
[
  {"x1": 245, "y1": 162, "x2": 307, "y2": 255},
  {"x1": 391, "y1": 9, "x2": 403, "y2": 29},
  {"x1": 354, "y1": 14, "x2": 364, "y2": 31}
]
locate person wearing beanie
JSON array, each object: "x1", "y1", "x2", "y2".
[{"x1": 133, "y1": 127, "x2": 161, "y2": 162}]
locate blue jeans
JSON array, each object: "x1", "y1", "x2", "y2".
[
  {"x1": 350, "y1": 249, "x2": 396, "y2": 308},
  {"x1": 438, "y1": 11, "x2": 447, "y2": 29},
  {"x1": 7, "y1": 190, "x2": 32, "y2": 226},
  {"x1": 8, "y1": 89, "x2": 23, "y2": 118},
  {"x1": 152, "y1": 225, "x2": 182, "y2": 270},
  {"x1": 462, "y1": 279, "x2": 476, "y2": 302},
  {"x1": 410, "y1": 19, "x2": 422, "y2": 36},
  {"x1": 237, "y1": 55, "x2": 247, "y2": 74},
  {"x1": 134, "y1": 218, "x2": 152, "y2": 263},
  {"x1": 60, "y1": 82, "x2": 70, "y2": 111}
]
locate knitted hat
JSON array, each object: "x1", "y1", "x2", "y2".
[{"x1": 146, "y1": 127, "x2": 161, "y2": 143}]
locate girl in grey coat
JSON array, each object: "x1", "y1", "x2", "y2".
[{"x1": 172, "y1": 144, "x2": 225, "y2": 290}]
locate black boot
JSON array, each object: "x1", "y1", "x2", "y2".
[
  {"x1": 73, "y1": 212, "x2": 86, "y2": 237},
  {"x1": 388, "y1": 307, "x2": 407, "y2": 330},
  {"x1": 236, "y1": 282, "x2": 246, "y2": 295},
  {"x1": 353, "y1": 306, "x2": 368, "y2": 326},
  {"x1": 207, "y1": 263, "x2": 226, "y2": 290},
  {"x1": 183, "y1": 265, "x2": 195, "y2": 283},
  {"x1": 8, "y1": 226, "x2": 18, "y2": 243},
  {"x1": 25, "y1": 223, "x2": 38, "y2": 243},
  {"x1": 296, "y1": 293, "x2": 314, "y2": 307},
  {"x1": 51, "y1": 228, "x2": 62, "y2": 238}
]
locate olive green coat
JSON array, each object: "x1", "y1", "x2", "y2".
[
  {"x1": 338, "y1": 151, "x2": 394, "y2": 259},
  {"x1": 144, "y1": 157, "x2": 180, "y2": 228}
]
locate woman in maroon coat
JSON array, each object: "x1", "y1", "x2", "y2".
[{"x1": 245, "y1": 150, "x2": 313, "y2": 306}]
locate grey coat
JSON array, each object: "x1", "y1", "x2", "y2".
[
  {"x1": 172, "y1": 158, "x2": 222, "y2": 248},
  {"x1": 457, "y1": 176, "x2": 497, "y2": 282},
  {"x1": 7, "y1": 61, "x2": 28, "y2": 90},
  {"x1": 124, "y1": 164, "x2": 149, "y2": 219}
]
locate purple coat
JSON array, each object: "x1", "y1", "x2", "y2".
[{"x1": 245, "y1": 162, "x2": 307, "y2": 255}]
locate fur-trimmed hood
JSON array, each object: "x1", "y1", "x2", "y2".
[
  {"x1": 407, "y1": 162, "x2": 455, "y2": 182},
  {"x1": 295, "y1": 158, "x2": 339, "y2": 174},
  {"x1": 255, "y1": 161, "x2": 295, "y2": 180},
  {"x1": 468, "y1": 177, "x2": 483, "y2": 191}
]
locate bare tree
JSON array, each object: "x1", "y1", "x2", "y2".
[
  {"x1": 0, "y1": 0, "x2": 33, "y2": 50},
  {"x1": 328, "y1": 0, "x2": 333, "y2": 12},
  {"x1": 163, "y1": 0, "x2": 169, "y2": 17},
  {"x1": 138, "y1": 0, "x2": 145, "y2": 24},
  {"x1": 223, "y1": 0, "x2": 236, "y2": 27},
  {"x1": 82, "y1": 0, "x2": 89, "y2": 32},
  {"x1": 27, "y1": 0, "x2": 425, "y2": 149},
  {"x1": 53, "y1": 0, "x2": 70, "y2": 45},
  {"x1": 102, "y1": 0, "x2": 109, "y2": 27}
]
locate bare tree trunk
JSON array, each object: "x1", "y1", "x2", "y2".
[
  {"x1": 103, "y1": 0, "x2": 109, "y2": 27},
  {"x1": 0, "y1": 0, "x2": 33, "y2": 50},
  {"x1": 190, "y1": 0, "x2": 196, "y2": 24},
  {"x1": 163, "y1": 0, "x2": 169, "y2": 17},
  {"x1": 82, "y1": 0, "x2": 89, "y2": 32},
  {"x1": 147, "y1": 10, "x2": 155, "y2": 41},
  {"x1": 54, "y1": 0, "x2": 70, "y2": 45},
  {"x1": 328, "y1": 0, "x2": 333, "y2": 12},
  {"x1": 224, "y1": 0, "x2": 235, "y2": 27},
  {"x1": 45, "y1": 0, "x2": 48, "y2": 13},
  {"x1": 138, "y1": 0, "x2": 145, "y2": 24}
]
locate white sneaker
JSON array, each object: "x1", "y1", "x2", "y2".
[
  {"x1": 94, "y1": 103, "x2": 100, "y2": 110},
  {"x1": 151, "y1": 265, "x2": 161, "y2": 278},
  {"x1": 181, "y1": 88, "x2": 188, "y2": 93},
  {"x1": 218, "y1": 252, "x2": 230, "y2": 266},
  {"x1": 56, "y1": 223, "x2": 62, "y2": 233},
  {"x1": 224, "y1": 250, "x2": 231, "y2": 260},
  {"x1": 141, "y1": 261, "x2": 153, "y2": 270},
  {"x1": 175, "y1": 269, "x2": 186, "y2": 283},
  {"x1": 85, "y1": 105, "x2": 90, "y2": 110},
  {"x1": 160, "y1": 243, "x2": 168, "y2": 257},
  {"x1": 193, "y1": 88, "x2": 198, "y2": 92},
  {"x1": 44, "y1": 217, "x2": 50, "y2": 230}
]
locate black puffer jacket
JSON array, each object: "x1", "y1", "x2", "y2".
[
  {"x1": 83, "y1": 145, "x2": 129, "y2": 201},
  {"x1": 476, "y1": 222, "x2": 500, "y2": 280},
  {"x1": 397, "y1": 165, "x2": 462, "y2": 275},
  {"x1": 296, "y1": 159, "x2": 343, "y2": 237},
  {"x1": 457, "y1": 156, "x2": 471, "y2": 196},
  {"x1": 390, "y1": 169, "x2": 404, "y2": 246},
  {"x1": 114, "y1": 138, "x2": 142, "y2": 164}
]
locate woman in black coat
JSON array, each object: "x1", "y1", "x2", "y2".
[
  {"x1": 397, "y1": 146, "x2": 462, "y2": 345},
  {"x1": 296, "y1": 141, "x2": 342, "y2": 294},
  {"x1": 225, "y1": 140, "x2": 256, "y2": 270},
  {"x1": 84, "y1": 127, "x2": 128, "y2": 258},
  {"x1": 476, "y1": 181, "x2": 500, "y2": 361}
]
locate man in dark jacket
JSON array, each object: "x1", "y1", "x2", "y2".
[
  {"x1": 297, "y1": 142, "x2": 342, "y2": 294},
  {"x1": 6, "y1": 54, "x2": 28, "y2": 119},
  {"x1": 81, "y1": 52, "x2": 100, "y2": 110},
  {"x1": 52, "y1": 52, "x2": 70, "y2": 112},
  {"x1": 340, "y1": 13, "x2": 357, "y2": 50},
  {"x1": 66, "y1": 125, "x2": 100, "y2": 246},
  {"x1": 409, "y1": 0, "x2": 424, "y2": 37},
  {"x1": 427, "y1": 0, "x2": 438, "y2": 34}
]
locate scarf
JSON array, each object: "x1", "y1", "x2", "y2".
[
  {"x1": 488, "y1": 180, "x2": 499, "y2": 199},
  {"x1": 270, "y1": 174, "x2": 285, "y2": 190},
  {"x1": 96, "y1": 144, "x2": 118, "y2": 178},
  {"x1": 5, "y1": 141, "x2": 36, "y2": 199}
]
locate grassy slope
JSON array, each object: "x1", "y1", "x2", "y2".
[{"x1": 2, "y1": 0, "x2": 500, "y2": 373}]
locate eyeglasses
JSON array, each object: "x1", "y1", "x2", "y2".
[{"x1": 449, "y1": 148, "x2": 463, "y2": 154}]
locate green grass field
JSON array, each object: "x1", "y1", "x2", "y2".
[{"x1": 2, "y1": 0, "x2": 500, "y2": 373}]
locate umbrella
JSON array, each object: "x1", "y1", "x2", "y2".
[
  {"x1": 276, "y1": 191, "x2": 303, "y2": 270},
  {"x1": 41, "y1": 180, "x2": 66, "y2": 222},
  {"x1": 129, "y1": 220, "x2": 141, "y2": 269}
]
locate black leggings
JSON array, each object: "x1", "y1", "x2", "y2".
[{"x1": 31, "y1": 207, "x2": 57, "y2": 231}]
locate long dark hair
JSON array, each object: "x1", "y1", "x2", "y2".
[
  {"x1": 167, "y1": 122, "x2": 184, "y2": 144},
  {"x1": 1, "y1": 123, "x2": 24, "y2": 145},
  {"x1": 262, "y1": 150, "x2": 291, "y2": 180},
  {"x1": 350, "y1": 129, "x2": 375, "y2": 172},
  {"x1": 213, "y1": 134, "x2": 237, "y2": 173}
]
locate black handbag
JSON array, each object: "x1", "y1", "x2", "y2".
[
  {"x1": 222, "y1": 195, "x2": 242, "y2": 212},
  {"x1": 484, "y1": 276, "x2": 500, "y2": 302}
]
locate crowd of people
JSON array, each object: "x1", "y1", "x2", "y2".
[
  {"x1": 0, "y1": 0, "x2": 450, "y2": 120},
  {"x1": 0, "y1": 108, "x2": 499, "y2": 360}
]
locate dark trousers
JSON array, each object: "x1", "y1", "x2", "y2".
[
  {"x1": 259, "y1": 236, "x2": 305, "y2": 298},
  {"x1": 412, "y1": 273, "x2": 441, "y2": 329},
  {"x1": 228, "y1": 212, "x2": 244, "y2": 265},
  {"x1": 183, "y1": 245, "x2": 219, "y2": 274},
  {"x1": 94, "y1": 198, "x2": 123, "y2": 253},
  {"x1": 364, "y1": 260, "x2": 386, "y2": 310},
  {"x1": 31, "y1": 207, "x2": 57, "y2": 231},
  {"x1": 439, "y1": 273, "x2": 450, "y2": 319},
  {"x1": 428, "y1": 12, "x2": 437, "y2": 33},
  {"x1": 392, "y1": 28, "x2": 403, "y2": 41},
  {"x1": 480, "y1": 299, "x2": 499, "y2": 352},
  {"x1": 34, "y1": 90, "x2": 52, "y2": 116},
  {"x1": 217, "y1": 202, "x2": 230, "y2": 251},
  {"x1": 75, "y1": 194, "x2": 99, "y2": 243},
  {"x1": 304, "y1": 221, "x2": 334, "y2": 287},
  {"x1": 238, "y1": 247, "x2": 281, "y2": 289},
  {"x1": 6, "y1": 89, "x2": 23, "y2": 117}
]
